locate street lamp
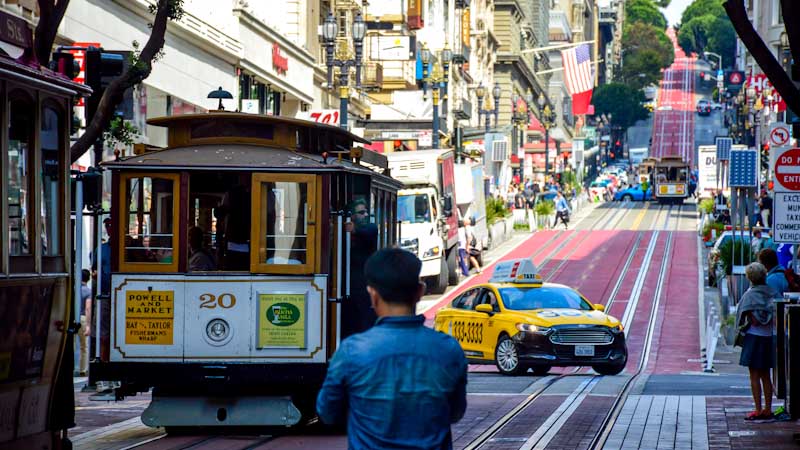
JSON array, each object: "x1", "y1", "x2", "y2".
[
  {"x1": 420, "y1": 43, "x2": 453, "y2": 149},
  {"x1": 322, "y1": 11, "x2": 366, "y2": 129},
  {"x1": 475, "y1": 82, "x2": 501, "y2": 133},
  {"x1": 538, "y1": 93, "x2": 557, "y2": 181}
]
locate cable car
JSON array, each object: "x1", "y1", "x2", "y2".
[
  {"x1": 0, "y1": 38, "x2": 92, "y2": 450},
  {"x1": 90, "y1": 112, "x2": 403, "y2": 428},
  {"x1": 654, "y1": 156, "x2": 690, "y2": 204},
  {"x1": 638, "y1": 157, "x2": 658, "y2": 185}
]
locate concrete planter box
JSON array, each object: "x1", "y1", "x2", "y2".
[{"x1": 488, "y1": 216, "x2": 515, "y2": 249}]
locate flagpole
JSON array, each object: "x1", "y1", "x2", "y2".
[
  {"x1": 519, "y1": 39, "x2": 596, "y2": 54},
  {"x1": 535, "y1": 59, "x2": 604, "y2": 76}
]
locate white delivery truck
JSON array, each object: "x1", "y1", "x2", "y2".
[
  {"x1": 697, "y1": 145, "x2": 717, "y2": 198},
  {"x1": 388, "y1": 149, "x2": 459, "y2": 294},
  {"x1": 629, "y1": 147, "x2": 649, "y2": 165}
]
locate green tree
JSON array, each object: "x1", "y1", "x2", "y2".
[
  {"x1": 626, "y1": 0, "x2": 667, "y2": 30},
  {"x1": 619, "y1": 23, "x2": 674, "y2": 89},
  {"x1": 34, "y1": 0, "x2": 186, "y2": 162},
  {"x1": 592, "y1": 83, "x2": 649, "y2": 130},
  {"x1": 677, "y1": 0, "x2": 735, "y2": 67},
  {"x1": 654, "y1": 0, "x2": 671, "y2": 6}
]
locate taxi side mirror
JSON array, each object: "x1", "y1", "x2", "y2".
[
  {"x1": 593, "y1": 304, "x2": 605, "y2": 312},
  {"x1": 475, "y1": 304, "x2": 494, "y2": 315}
]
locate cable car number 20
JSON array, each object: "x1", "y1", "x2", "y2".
[{"x1": 199, "y1": 293, "x2": 237, "y2": 309}]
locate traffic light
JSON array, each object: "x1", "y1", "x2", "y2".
[
  {"x1": 699, "y1": 71, "x2": 705, "y2": 80},
  {"x1": 50, "y1": 52, "x2": 80, "y2": 79},
  {"x1": 84, "y1": 47, "x2": 124, "y2": 124},
  {"x1": 760, "y1": 143, "x2": 770, "y2": 172}
]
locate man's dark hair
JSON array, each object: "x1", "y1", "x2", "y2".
[
  {"x1": 364, "y1": 248, "x2": 422, "y2": 307},
  {"x1": 758, "y1": 248, "x2": 779, "y2": 270},
  {"x1": 81, "y1": 269, "x2": 91, "y2": 283}
]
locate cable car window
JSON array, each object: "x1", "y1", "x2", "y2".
[
  {"x1": 8, "y1": 95, "x2": 33, "y2": 271},
  {"x1": 40, "y1": 104, "x2": 63, "y2": 260},
  {"x1": 251, "y1": 173, "x2": 316, "y2": 274},
  {"x1": 120, "y1": 174, "x2": 179, "y2": 271}
]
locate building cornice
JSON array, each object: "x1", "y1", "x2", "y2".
[{"x1": 232, "y1": 7, "x2": 317, "y2": 67}]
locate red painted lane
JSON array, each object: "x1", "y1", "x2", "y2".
[
  {"x1": 652, "y1": 28, "x2": 696, "y2": 166},
  {"x1": 647, "y1": 231, "x2": 702, "y2": 374},
  {"x1": 605, "y1": 231, "x2": 655, "y2": 319},
  {"x1": 623, "y1": 234, "x2": 669, "y2": 372}
]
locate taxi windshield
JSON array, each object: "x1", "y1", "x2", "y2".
[{"x1": 498, "y1": 286, "x2": 592, "y2": 311}]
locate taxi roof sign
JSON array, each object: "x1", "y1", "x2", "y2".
[{"x1": 490, "y1": 259, "x2": 542, "y2": 284}]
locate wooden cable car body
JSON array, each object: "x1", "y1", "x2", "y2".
[
  {"x1": 638, "y1": 157, "x2": 658, "y2": 185},
  {"x1": 654, "y1": 156, "x2": 690, "y2": 204},
  {"x1": 93, "y1": 112, "x2": 402, "y2": 428},
  {"x1": 0, "y1": 55, "x2": 91, "y2": 449}
]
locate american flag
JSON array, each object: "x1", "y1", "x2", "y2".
[{"x1": 562, "y1": 43, "x2": 594, "y2": 95}]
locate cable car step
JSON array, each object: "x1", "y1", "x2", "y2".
[{"x1": 141, "y1": 395, "x2": 301, "y2": 427}]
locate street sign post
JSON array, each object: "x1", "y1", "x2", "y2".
[{"x1": 770, "y1": 123, "x2": 791, "y2": 148}]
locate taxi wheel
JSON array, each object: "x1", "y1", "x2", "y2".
[
  {"x1": 529, "y1": 365, "x2": 551, "y2": 376},
  {"x1": 495, "y1": 335, "x2": 523, "y2": 376},
  {"x1": 592, "y1": 362, "x2": 626, "y2": 376}
]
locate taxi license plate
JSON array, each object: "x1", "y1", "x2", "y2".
[{"x1": 575, "y1": 345, "x2": 595, "y2": 357}]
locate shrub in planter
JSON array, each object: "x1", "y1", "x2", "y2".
[
  {"x1": 534, "y1": 199, "x2": 555, "y2": 217},
  {"x1": 702, "y1": 220, "x2": 725, "y2": 242},
  {"x1": 717, "y1": 239, "x2": 754, "y2": 275},
  {"x1": 699, "y1": 198, "x2": 715, "y2": 215},
  {"x1": 486, "y1": 197, "x2": 510, "y2": 225}
]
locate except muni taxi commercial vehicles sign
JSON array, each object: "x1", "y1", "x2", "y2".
[{"x1": 773, "y1": 148, "x2": 800, "y2": 244}]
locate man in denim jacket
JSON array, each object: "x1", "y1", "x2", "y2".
[{"x1": 317, "y1": 248, "x2": 468, "y2": 449}]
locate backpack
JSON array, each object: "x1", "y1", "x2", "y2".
[{"x1": 786, "y1": 269, "x2": 800, "y2": 293}]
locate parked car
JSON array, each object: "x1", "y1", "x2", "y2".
[
  {"x1": 589, "y1": 180, "x2": 611, "y2": 200},
  {"x1": 696, "y1": 99, "x2": 711, "y2": 116},
  {"x1": 614, "y1": 184, "x2": 652, "y2": 201},
  {"x1": 707, "y1": 230, "x2": 753, "y2": 287},
  {"x1": 709, "y1": 100, "x2": 722, "y2": 110}
]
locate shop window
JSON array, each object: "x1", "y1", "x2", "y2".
[
  {"x1": 251, "y1": 173, "x2": 317, "y2": 274},
  {"x1": 120, "y1": 173, "x2": 180, "y2": 272},
  {"x1": 8, "y1": 93, "x2": 34, "y2": 272},
  {"x1": 40, "y1": 103, "x2": 64, "y2": 270}
]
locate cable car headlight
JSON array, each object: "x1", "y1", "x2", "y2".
[{"x1": 206, "y1": 319, "x2": 230, "y2": 343}]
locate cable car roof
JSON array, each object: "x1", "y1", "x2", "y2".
[
  {"x1": 102, "y1": 143, "x2": 403, "y2": 187},
  {"x1": 147, "y1": 112, "x2": 370, "y2": 145}
]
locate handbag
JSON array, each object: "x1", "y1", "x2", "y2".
[{"x1": 734, "y1": 317, "x2": 750, "y2": 348}]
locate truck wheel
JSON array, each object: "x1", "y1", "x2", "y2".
[
  {"x1": 427, "y1": 256, "x2": 448, "y2": 295},
  {"x1": 447, "y1": 249, "x2": 459, "y2": 286}
]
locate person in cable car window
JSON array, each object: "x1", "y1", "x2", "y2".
[
  {"x1": 215, "y1": 184, "x2": 250, "y2": 270},
  {"x1": 188, "y1": 226, "x2": 216, "y2": 271}
]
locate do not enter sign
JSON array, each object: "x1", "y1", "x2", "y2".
[{"x1": 775, "y1": 148, "x2": 800, "y2": 191}]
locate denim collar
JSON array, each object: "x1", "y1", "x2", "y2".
[{"x1": 375, "y1": 314, "x2": 426, "y2": 327}]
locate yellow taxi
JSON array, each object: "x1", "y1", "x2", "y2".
[{"x1": 434, "y1": 259, "x2": 627, "y2": 376}]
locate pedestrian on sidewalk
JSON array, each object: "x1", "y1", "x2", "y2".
[
  {"x1": 759, "y1": 191, "x2": 773, "y2": 228},
  {"x1": 457, "y1": 220, "x2": 470, "y2": 277},
  {"x1": 553, "y1": 191, "x2": 570, "y2": 229},
  {"x1": 758, "y1": 248, "x2": 789, "y2": 298},
  {"x1": 735, "y1": 262, "x2": 777, "y2": 421},
  {"x1": 466, "y1": 217, "x2": 483, "y2": 274},
  {"x1": 316, "y1": 248, "x2": 468, "y2": 449},
  {"x1": 78, "y1": 269, "x2": 92, "y2": 377}
]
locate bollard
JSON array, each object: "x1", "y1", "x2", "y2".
[{"x1": 784, "y1": 304, "x2": 800, "y2": 419}]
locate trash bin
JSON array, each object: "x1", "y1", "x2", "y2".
[
  {"x1": 775, "y1": 293, "x2": 800, "y2": 399},
  {"x1": 784, "y1": 303, "x2": 800, "y2": 419}
]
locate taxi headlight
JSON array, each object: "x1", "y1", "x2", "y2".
[
  {"x1": 516, "y1": 323, "x2": 551, "y2": 334},
  {"x1": 610, "y1": 324, "x2": 624, "y2": 333},
  {"x1": 423, "y1": 246, "x2": 441, "y2": 258}
]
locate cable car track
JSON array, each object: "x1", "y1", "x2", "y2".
[{"x1": 461, "y1": 203, "x2": 681, "y2": 450}]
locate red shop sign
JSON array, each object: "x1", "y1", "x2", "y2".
[{"x1": 272, "y1": 43, "x2": 288, "y2": 75}]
